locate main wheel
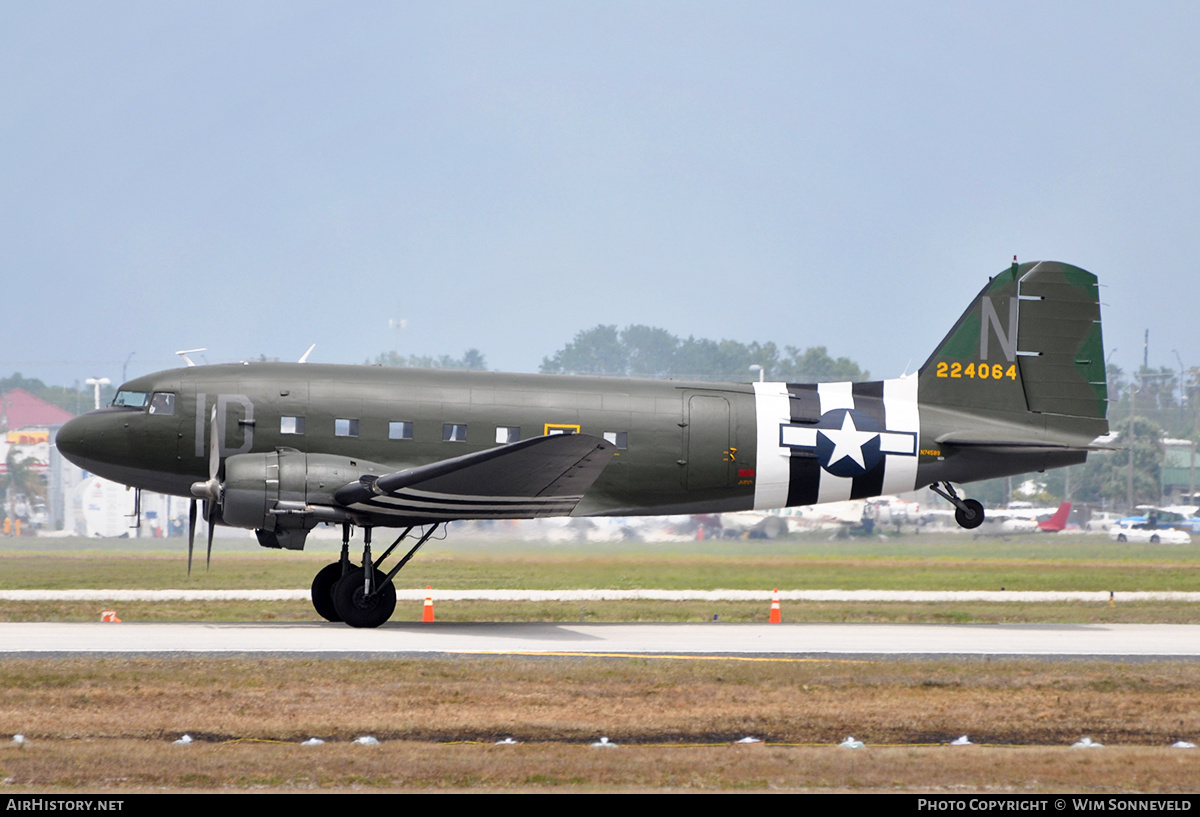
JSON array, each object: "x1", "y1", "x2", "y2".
[
  {"x1": 954, "y1": 499, "x2": 985, "y2": 530},
  {"x1": 1117, "y1": 533, "x2": 1128, "y2": 542},
  {"x1": 332, "y1": 566, "x2": 397, "y2": 628},
  {"x1": 310, "y1": 562, "x2": 345, "y2": 622}
]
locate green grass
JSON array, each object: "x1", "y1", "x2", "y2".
[
  {"x1": 2, "y1": 531, "x2": 1199, "y2": 592},
  {"x1": 2, "y1": 531, "x2": 1199, "y2": 626},
  {"x1": 2, "y1": 598, "x2": 1197, "y2": 624}
]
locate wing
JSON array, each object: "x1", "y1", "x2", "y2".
[{"x1": 333, "y1": 433, "x2": 616, "y2": 523}]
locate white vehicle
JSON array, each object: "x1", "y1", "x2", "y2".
[
  {"x1": 1086, "y1": 511, "x2": 1123, "y2": 532},
  {"x1": 1108, "y1": 521, "x2": 1192, "y2": 545}
]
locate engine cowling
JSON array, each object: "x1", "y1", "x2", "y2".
[{"x1": 220, "y1": 449, "x2": 391, "y2": 549}]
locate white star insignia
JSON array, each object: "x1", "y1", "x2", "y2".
[{"x1": 819, "y1": 411, "x2": 878, "y2": 471}]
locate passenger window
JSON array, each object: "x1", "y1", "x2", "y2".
[
  {"x1": 443, "y1": 423, "x2": 467, "y2": 442},
  {"x1": 495, "y1": 426, "x2": 520, "y2": 444},
  {"x1": 281, "y1": 416, "x2": 305, "y2": 435},
  {"x1": 389, "y1": 421, "x2": 413, "y2": 440},
  {"x1": 335, "y1": 418, "x2": 359, "y2": 437},
  {"x1": 604, "y1": 431, "x2": 628, "y2": 449}
]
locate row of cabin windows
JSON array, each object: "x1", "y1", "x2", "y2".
[
  {"x1": 278, "y1": 416, "x2": 628, "y2": 449},
  {"x1": 129, "y1": 397, "x2": 629, "y2": 450}
]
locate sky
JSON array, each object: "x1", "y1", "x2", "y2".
[{"x1": 2, "y1": 1, "x2": 1198, "y2": 390}]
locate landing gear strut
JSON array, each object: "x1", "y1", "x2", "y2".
[
  {"x1": 929, "y1": 482, "x2": 985, "y2": 530},
  {"x1": 309, "y1": 523, "x2": 442, "y2": 628}
]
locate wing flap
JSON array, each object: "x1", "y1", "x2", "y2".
[{"x1": 334, "y1": 434, "x2": 616, "y2": 522}]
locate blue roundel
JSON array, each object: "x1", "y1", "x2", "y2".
[{"x1": 814, "y1": 408, "x2": 884, "y2": 478}]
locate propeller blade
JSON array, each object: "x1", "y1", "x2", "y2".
[
  {"x1": 190, "y1": 407, "x2": 223, "y2": 505},
  {"x1": 202, "y1": 405, "x2": 222, "y2": 571},
  {"x1": 208, "y1": 405, "x2": 220, "y2": 481},
  {"x1": 187, "y1": 499, "x2": 197, "y2": 576},
  {"x1": 206, "y1": 510, "x2": 215, "y2": 571}
]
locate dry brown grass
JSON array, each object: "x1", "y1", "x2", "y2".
[
  {"x1": 3, "y1": 742, "x2": 1198, "y2": 793},
  {"x1": 1, "y1": 657, "x2": 1198, "y2": 792}
]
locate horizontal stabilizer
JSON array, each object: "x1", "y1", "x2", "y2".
[{"x1": 935, "y1": 432, "x2": 1112, "y2": 452}]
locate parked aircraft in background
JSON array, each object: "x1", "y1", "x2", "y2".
[
  {"x1": 1110, "y1": 506, "x2": 1199, "y2": 540},
  {"x1": 1035, "y1": 502, "x2": 1073, "y2": 533},
  {"x1": 972, "y1": 501, "x2": 1074, "y2": 537},
  {"x1": 56, "y1": 260, "x2": 1110, "y2": 627}
]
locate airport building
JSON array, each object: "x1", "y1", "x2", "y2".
[{"x1": 1161, "y1": 438, "x2": 1199, "y2": 505}]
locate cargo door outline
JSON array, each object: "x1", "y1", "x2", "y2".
[{"x1": 686, "y1": 394, "x2": 731, "y2": 491}]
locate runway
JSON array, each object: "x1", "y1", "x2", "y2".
[{"x1": 3, "y1": 621, "x2": 1200, "y2": 659}]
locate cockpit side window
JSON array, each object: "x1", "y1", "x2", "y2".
[
  {"x1": 148, "y1": 393, "x2": 176, "y2": 415},
  {"x1": 112, "y1": 390, "x2": 150, "y2": 409}
]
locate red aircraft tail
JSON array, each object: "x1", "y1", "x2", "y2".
[{"x1": 1037, "y1": 501, "x2": 1072, "y2": 532}]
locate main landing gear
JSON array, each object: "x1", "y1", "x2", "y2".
[
  {"x1": 929, "y1": 482, "x2": 985, "y2": 530},
  {"x1": 310, "y1": 522, "x2": 441, "y2": 628}
]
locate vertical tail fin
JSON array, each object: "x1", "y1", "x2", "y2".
[
  {"x1": 919, "y1": 260, "x2": 1108, "y2": 434},
  {"x1": 1038, "y1": 501, "x2": 1072, "y2": 532}
]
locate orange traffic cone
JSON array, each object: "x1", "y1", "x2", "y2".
[
  {"x1": 100, "y1": 610, "x2": 122, "y2": 623},
  {"x1": 422, "y1": 586, "x2": 435, "y2": 622},
  {"x1": 768, "y1": 589, "x2": 782, "y2": 623}
]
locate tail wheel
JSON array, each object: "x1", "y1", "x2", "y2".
[
  {"x1": 1150, "y1": 534, "x2": 1161, "y2": 544},
  {"x1": 332, "y1": 566, "x2": 397, "y2": 628},
  {"x1": 1117, "y1": 534, "x2": 1127, "y2": 542},
  {"x1": 954, "y1": 499, "x2": 985, "y2": 530}
]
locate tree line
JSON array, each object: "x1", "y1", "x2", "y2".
[
  {"x1": 369, "y1": 324, "x2": 869, "y2": 383},
  {"x1": 538, "y1": 325, "x2": 868, "y2": 382}
]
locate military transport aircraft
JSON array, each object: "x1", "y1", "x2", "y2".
[{"x1": 56, "y1": 260, "x2": 1110, "y2": 627}]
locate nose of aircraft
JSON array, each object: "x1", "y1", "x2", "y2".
[
  {"x1": 55, "y1": 413, "x2": 90, "y2": 468},
  {"x1": 55, "y1": 406, "x2": 189, "y2": 496},
  {"x1": 55, "y1": 410, "x2": 128, "y2": 476}
]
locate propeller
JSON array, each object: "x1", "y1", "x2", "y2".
[
  {"x1": 189, "y1": 406, "x2": 223, "y2": 573},
  {"x1": 187, "y1": 499, "x2": 197, "y2": 575}
]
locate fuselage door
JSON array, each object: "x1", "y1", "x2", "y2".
[{"x1": 686, "y1": 394, "x2": 732, "y2": 491}]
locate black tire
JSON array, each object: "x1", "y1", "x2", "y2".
[
  {"x1": 332, "y1": 566, "x2": 397, "y2": 628},
  {"x1": 310, "y1": 562, "x2": 345, "y2": 622},
  {"x1": 1150, "y1": 534, "x2": 1160, "y2": 544},
  {"x1": 954, "y1": 499, "x2": 985, "y2": 530},
  {"x1": 1117, "y1": 534, "x2": 1127, "y2": 542}
]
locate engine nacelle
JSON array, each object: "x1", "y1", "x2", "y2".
[{"x1": 221, "y1": 449, "x2": 391, "y2": 549}]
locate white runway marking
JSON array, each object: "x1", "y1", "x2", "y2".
[{"x1": 3, "y1": 622, "x2": 1200, "y2": 659}]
